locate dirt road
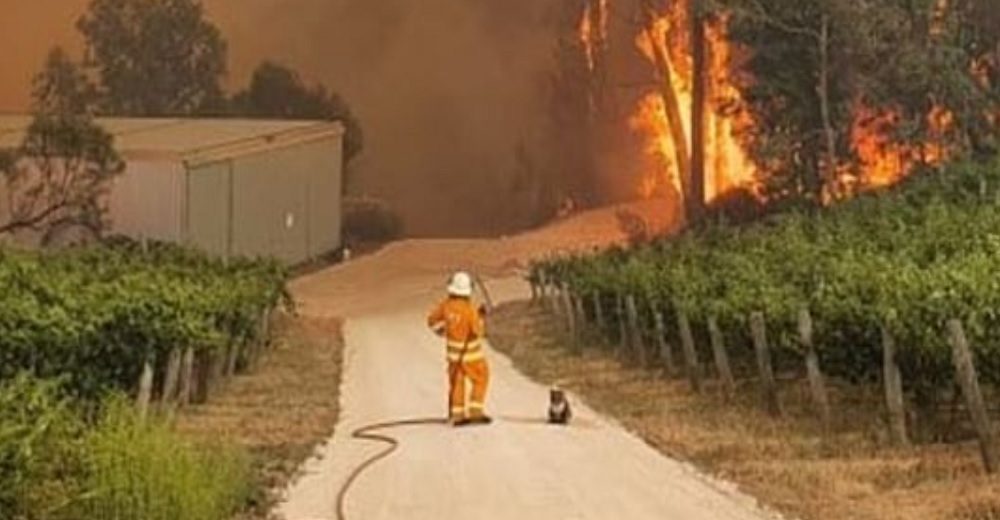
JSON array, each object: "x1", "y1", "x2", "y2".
[{"x1": 276, "y1": 202, "x2": 780, "y2": 520}]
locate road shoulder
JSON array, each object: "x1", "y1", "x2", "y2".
[{"x1": 489, "y1": 300, "x2": 1000, "y2": 520}]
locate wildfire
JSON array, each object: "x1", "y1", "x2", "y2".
[
  {"x1": 630, "y1": 8, "x2": 755, "y2": 202},
  {"x1": 580, "y1": 0, "x2": 609, "y2": 73},
  {"x1": 851, "y1": 104, "x2": 951, "y2": 188},
  {"x1": 613, "y1": 3, "x2": 949, "y2": 208},
  {"x1": 629, "y1": 93, "x2": 678, "y2": 198}
]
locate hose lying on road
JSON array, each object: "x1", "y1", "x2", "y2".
[
  {"x1": 335, "y1": 417, "x2": 448, "y2": 520},
  {"x1": 337, "y1": 275, "x2": 495, "y2": 519}
]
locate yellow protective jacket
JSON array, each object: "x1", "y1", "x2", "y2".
[{"x1": 427, "y1": 297, "x2": 486, "y2": 363}]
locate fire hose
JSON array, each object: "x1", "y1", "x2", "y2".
[
  {"x1": 334, "y1": 274, "x2": 495, "y2": 520},
  {"x1": 335, "y1": 417, "x2": 448, "y2": 520}
]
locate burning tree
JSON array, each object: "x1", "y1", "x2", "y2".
[
  {"x1": 631, "y1": 0, "x2": 755, "y2": 215},
  {"x1": 540, "y1": 0, "x2": 609, "y2": 219},
  {"x1": 723, "y1": 0, "x2": 1000, "y2": 206},
  {"x1": 549, "y1": 0, "x2": 999, "y2": 225}
]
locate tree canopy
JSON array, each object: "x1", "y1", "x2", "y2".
[
  {"x1": 231, "y1": 61, "x2": 364, "y2": 165},
  {"x1": 0, "y1": 112, "x2": 124, "y2": 243},
  {"x1": 77, "y1": 0, "x2": 228, "y2": 116},
  {"x1": 722, "y1": 0, "x2": 1000, "y2": 205}
]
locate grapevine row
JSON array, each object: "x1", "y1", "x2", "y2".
[
  {"x1": 0, "y1": 237, "x2": 290, "y2": 399},
  {"x1": 531, "y1": 160, "x2": 1000, "y2": 397}
]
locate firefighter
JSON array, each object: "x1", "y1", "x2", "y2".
[{"x1": 427, "y1": 271, "x2": 492, "y2": 426}]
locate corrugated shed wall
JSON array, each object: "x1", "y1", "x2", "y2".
[
  {"x1": 231, "y1": 148, "x2": 309, "y2": 263},
  {"x1": 185, "y1": 161, "x2": 231, "y2": 257},
  {"x1": 304, "y1": 138, "x2": 342, "y2": 258},
  {"x1": 0, "y1": 115, "x2": 342, "y2": 263},
  {"x1": 108, "y1": 160, "x2": 185, "y2": 242},
  {"x1": 191, "y1": 134, "x2": 341, "y2": 264}
]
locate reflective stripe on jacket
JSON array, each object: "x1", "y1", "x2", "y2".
[{"x1": 428, "y1": 297, "x2": 485, "y2": 363}]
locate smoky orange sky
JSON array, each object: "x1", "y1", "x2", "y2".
[{"x1": 0, "y1": 1, "x2": 563, "y2": 236}]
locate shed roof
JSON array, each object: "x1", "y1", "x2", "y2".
[{"x1": 0, "y1": 115, "x2": 344, "y2": 166}]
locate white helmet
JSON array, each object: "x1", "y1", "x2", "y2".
[{"x1": 447, "y1": 271, "x2": 473, "y2": 297}]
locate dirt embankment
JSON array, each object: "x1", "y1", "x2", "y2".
[{"x1": 175, "y1": 315, "x2": 345, "y2": 519}]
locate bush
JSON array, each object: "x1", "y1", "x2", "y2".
[{"x1": 342, "y1": 196, "x2": 402, "y2": 244}]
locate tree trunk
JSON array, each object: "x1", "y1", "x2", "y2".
[
  {"x1": 642, "y1": 0, "x2": 691, "y2": 209},
  {"x1": 817, "y1": 14, "x2": 838, "y2": 202},
  {"x1": 690, "y1": 0, "x2": 708, "y2": 221}
]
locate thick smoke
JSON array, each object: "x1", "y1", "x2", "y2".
[{"x1": 1, "y1": 0, "x2": 564, "y2": 237}]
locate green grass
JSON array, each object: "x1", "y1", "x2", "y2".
[{"x1": 0, "y1": 377, "x2": 253, "y2": 520}]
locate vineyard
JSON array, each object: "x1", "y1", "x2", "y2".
[
  {"x1": 0, "y1": 237, "x2": 290, "y2": 400},
  {"x1": 531, "y1": 159, "x2": 1000, "y2": 461},
  {"x1": 0, "y1": 239, "x2": 292, "y2": 519}
]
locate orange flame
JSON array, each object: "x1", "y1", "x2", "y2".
[
  {"x1": 851, "y1": 104, "x2": 951, "y2": 188},
  {"x1": 629, "y1": 93, "x2": 680, "y2": 198},
  {"x1": 580, "y1": 0, "x2": 609, "y2": 73},
  {"x1": 630, "y1": 9, "x2": 755, "y2": 202},
  {"x1": 622, "y1": 5, "x2": 952, "y2": 206}
]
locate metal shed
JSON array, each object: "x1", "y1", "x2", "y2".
[{"x1": 0, "y1": 116, "x2": 345, "y2": 264}]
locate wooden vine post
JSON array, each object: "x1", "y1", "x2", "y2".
[
  {"x1": 160, "y1": 348, "x2": 181, "y2": 408},
  {"x1": 750, "y1": 312, "x2": 781, "y2": 417},
  {"x1": 625, "y1": 295, "x2": 647, "y2": 366},
  {"x1": 677, "y1": 308, "x2": 702, "y2": 393},
  {"x1": 947, "y1": 319, "x2": 998, "y2": 473},
  {"x1": 561, "y1": 287, "x2": 579, "y2": 351},
  {"x1": 539, "y1": 271, "x2": 550, "y2": 311},
  {"x1": 651, "y1": 302, "x2": 676, "y2": 375},
  {"x1": 707, "y1": 315, "x2": 736, "y2": 399},
  {"x1": 548, "y1": 278, "x2": 560, "y2": 316},
  {"x1": 135, "y1": 356, "x2": 155, "y2": 420},
  {"x1": 248, "y1": 308, "x2": 270, "y2": 369},
  {"x1": 880, "y1": 326, "x2": 909, "y2": 447},
  {"x1": 263, "y1": 307, "x2": 273, "y2": 347},
  {"x1": 178, "y1": 346, "x2": 196, "y2": 407},
  {"x1": 194, "y1": 351, "x2": 214, "y2": 404},
  {"x1": 553, "y1": 283, "x2": 566, "y2": 318},
  {"x1": 798, "y1": 308, "x2": 831, "y2": 431},
  {"x1": 573, "y1": 295, "x2": 588, "y2": 347},
  {"x1": 592, "y1": 293, "x2": 605, "y2": 333},
  {"x1": 616, "y1": 294, "x2": 628, "y2": 353},
  {"x1": 225, "y1": 340, "x2": 241, "y2": 378}
]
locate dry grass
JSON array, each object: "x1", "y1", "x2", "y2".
[
  {"x1": 489, "y1": 301, "x2": 1000, "y2": 520},
  {"x1": 174, "y1": 313, "x2": 344, "y2": 519}
]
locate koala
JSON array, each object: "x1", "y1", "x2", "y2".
[{"x1": 547, "y1": 386, "x2": 572, "y2": 425}]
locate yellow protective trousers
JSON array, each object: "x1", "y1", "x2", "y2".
[{"x1": 448, "y1": 358, "x2": 490, "y2": 419}]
